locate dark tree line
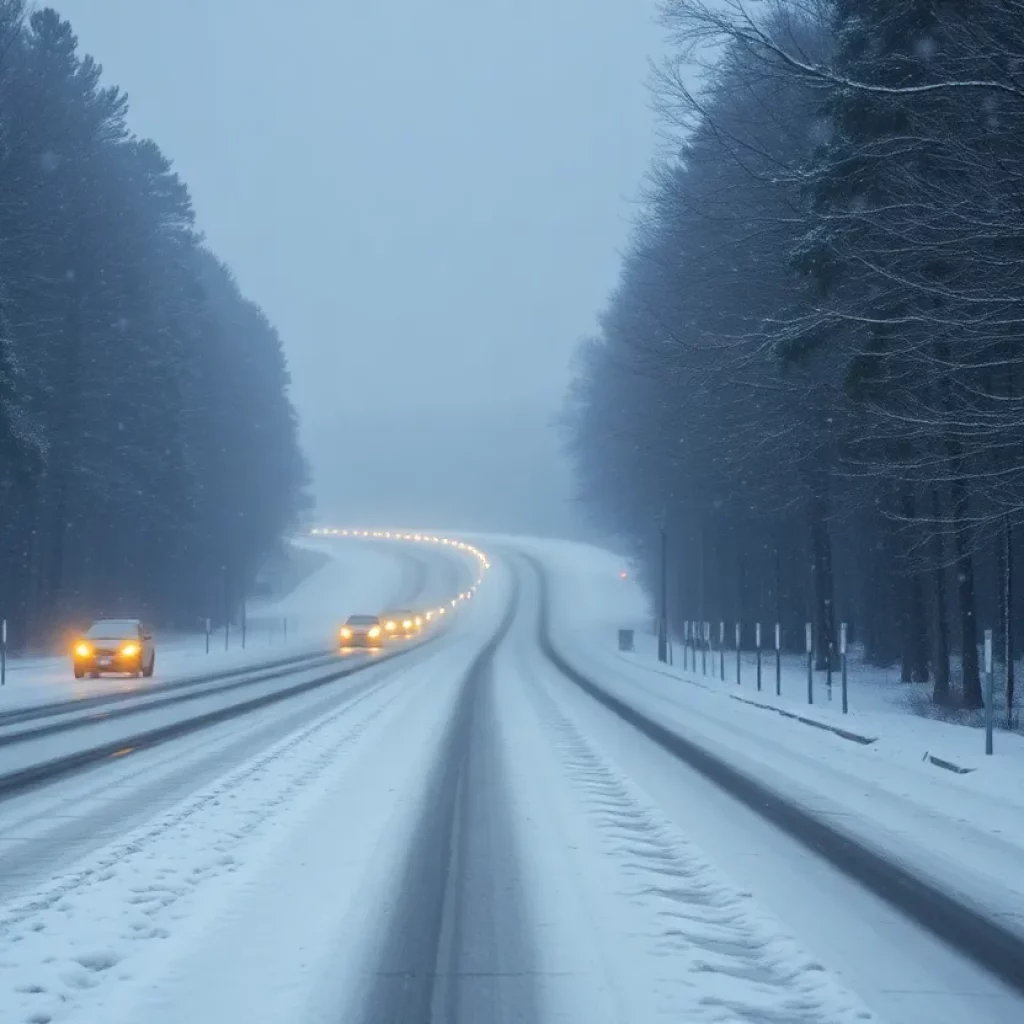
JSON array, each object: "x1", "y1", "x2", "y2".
[
  {"x1": 0, "y1": 4, "x2": 308, "y2": 650},
  {"x1": 567, "y1": 0, "x2": 1024, "y2": 712}
]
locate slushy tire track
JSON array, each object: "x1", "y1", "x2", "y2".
[
  {"x1": 353, "y1": 577, "x2": 520, "y2": 1024},
  {"x1": 0, "y1": 653, "x2": 339, "y2": 746},
  {"x1": 519, "y1": 551, "x2": 1024, "y2": 1000}
]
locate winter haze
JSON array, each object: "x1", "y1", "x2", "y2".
[{"x1": 54, "y1": 0, "x2": 661, "y2": 537}]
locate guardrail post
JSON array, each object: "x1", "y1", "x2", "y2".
[
  {"x1": 735, "y1": 622, "x2": 741, "y2": 685},
  {"x1": 719, "y1": 621, "x2": 725, "y2": 681},
  {"x1": 774, "y1": 622, "x2": 781, "y2": 695},
  {"x1": 806, "y1": 622, "x2": 813, "y2": 704},
  {"x1": 985, "y1": 628, "x2": 994, "y2": 755},
  {"x1": 840, "y1": 622, "x2": 848, "y2": 713}
]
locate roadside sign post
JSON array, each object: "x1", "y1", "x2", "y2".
[
  {"x1": 735, "y1": 622, "x2": 741, "y2": 685},
  {"x1": 775, "y1": 622, "x2": 781, "y2": 695},
  {"x1": 755, "y1": 622, "x2": 762, "y2": 691},
  {"x1": 840, "y1": 622, "x2": 848, "y2": 714},
  {"x1": 806, "y1": 622, "x2": 813, "y2": 704},
  {"x1": 984, "y1": 628, "x2": 994, "y2": 756},
  {"x1": 719, "y1": 621, "x2": 725, "y2": 681}
]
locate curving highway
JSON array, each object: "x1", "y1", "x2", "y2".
[{"x1": 0, "y1": 536, "x2": 1021, "y2": 1024}]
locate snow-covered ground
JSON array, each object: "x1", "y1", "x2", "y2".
[{"x1": 1, "y1": 531, "x2": 1020, "y2": 1024}]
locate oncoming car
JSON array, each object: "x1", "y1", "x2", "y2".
[
  {"x1": 339, "y1": 614, "x2": 384, "y2": 648},
  {"x1": 73, "y1": 618, "x2": 155, "y2": 679},
  {"x1": 383, "y1": 609, "x2": 422, "y2": 638}
]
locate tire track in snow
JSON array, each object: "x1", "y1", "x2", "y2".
[{"x1": 521, "y1": 649, "x2": 877, "y2": 1023}]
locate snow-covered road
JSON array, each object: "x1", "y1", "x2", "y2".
[{"x1": 0, "y1": 534, "x2": 1021, "y2": 1024}]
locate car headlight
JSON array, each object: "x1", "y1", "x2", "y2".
[
  {"x1": 415, "y1": 617, "x2": 422, "y2": 627},
  {"x1": 74, "y1": 642, "x2": 93, "y2": 659},
  {"x1": 403, "y1": 620, "x2": 412, "y2": 630},
  {"x1": 368, "y1": 626, "x2": 382, "y2": 638},
  {"x1": 121, "y1": 642, "x2": 140, "y2": 657},
  {"x1": 385, "y1": 621, "x2": 397, "y2": 632},
  {"x1": 340, "y1": 628, "x2": 352, "y2": 640}
]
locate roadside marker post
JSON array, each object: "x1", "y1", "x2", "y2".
[
  {"x1": 1, "y1": 618, "x2": 6, "y2": 686},
  {"x1": 984, "y1": 629, "x2": 994, "y2": 756},
  {"x1": 840, "y1": 622, "x2": 848, "y2": 714},
  {"x1": 806, "y1": 622, "x2": 813, "y2": 704},
  {"x1": 735, "y1": 622, "x2": 741, "y2": 685},
  {"x1": 205, "y1": 617, "x2": 211, "y2": 655},
  {"x1": 702, "y1": 621, "x2": 708, "y2": 676},
  {"x1": 755, "y1": 622, "x2": 762, "y2": 691},
  {"x1": 719, "y1": 621, "x2": 725, "y2": 681},
  {"x1": 774, "y1": 622, "x2": 781, "y2": 695}
]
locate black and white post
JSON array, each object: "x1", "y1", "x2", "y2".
[
  {"x1": 984, "y1": 628, "x2": 994, "y2": 756},
  {"x1": 755, "y1": 621, "x2": 762, "y2": 691},
  {"x1": 805, "y1": 622, "x2": 813, "y2": 705},
  {"x1": 840, "y1": 622, "x2": 848, "y2": 714},
  {"x1": 774, "y1": 622, "x2": 781, "y2": 696},
  {"x1": 719, "y1": 621, "x2": 725, "y2": 681},
  {"x1": 735, "y1": 621, "x2": 741, "y2": 685}
]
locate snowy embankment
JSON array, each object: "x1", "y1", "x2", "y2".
[{"x1": 513, "y1": 536, "x2": 1024, "y2": 947}]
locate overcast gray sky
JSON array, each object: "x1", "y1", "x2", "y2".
[{"x1": 55, "y1": 0, "x2": 661, "y2": 537}]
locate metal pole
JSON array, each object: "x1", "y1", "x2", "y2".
[
  {"x1": 827, "y1": 642, "x2": 834, "y2": 700},
  {"x1": 657, "y1": 521, "x2": 668, "y2": 664},
  {"x1": 224, "y1": 565, "x2": 230, "y2": 651},
  {"x1": 756, "y1": 621, "x2": 762, "y2": 691},
  {"x1": 735, "y1": 621, "x2": 741, "y2": 685},
  {"x1": 985, "y1": 628, "x2": 994, "y2": 756},
  {"x1": 806, "y1": 622, "x2": 813, "y2": 704},
  {"x1": 840, "y1": 622, "x2": 848, "y2": 714},
  {"x1": 719, "y1": 621, "x2": 725, "y2": 681},
  {"x1": 775, "y1": 622, "x2": 781, "y2": 695}
]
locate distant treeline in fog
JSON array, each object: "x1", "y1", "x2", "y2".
[
  {"x1": 0, "y1": 4, "x2": 307, "y2": 648},
  {"x1": 567, "y1": 2, "x2": 1024, "y2": 711}
]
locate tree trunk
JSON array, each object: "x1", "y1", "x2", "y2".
[
  {"x1": 949, "y1": 469, "x2": 982, "y2": 708},
  {"x1": 898, "y1": 489, "x2": 929, "y2": 682},
  {"x1": 930, "y1": 488, "x2": 951, "y2": 705},
  {"x1": 1006, "y1": 517, "x2": 1015, "y2": 728},
  {"x1": 809, "y1": 487, "x2": 836, "y2": 671}
]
